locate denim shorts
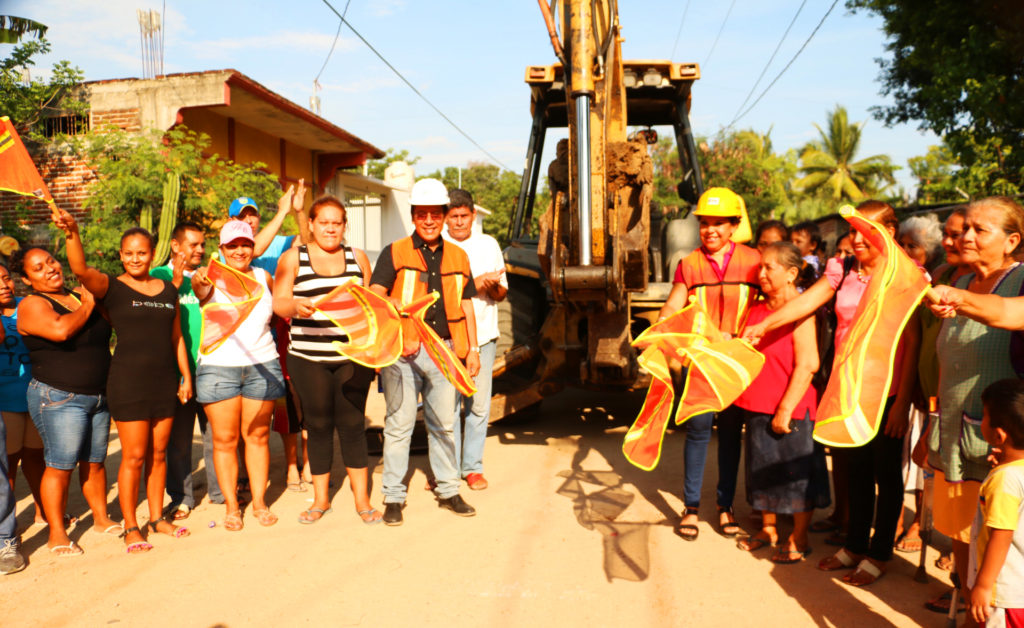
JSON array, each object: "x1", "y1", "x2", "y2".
[
  {"x1": 26, "y1": 379, "x2": 111, "y2": 470},
  {"x1": 196, "y1": 360, "x2": 285, "y2": 404}
]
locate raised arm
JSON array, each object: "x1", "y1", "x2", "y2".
[
  {"x1": 742, "y1": 275, "x2": 834, "y2": 344},
  {"x1": 253, "y1": 185, "x2": 295, "y2": 257},
  {"x1": 771, "y1": 314, "x2": 819, "y2": 434},
  {"x1": 292, "y1": 179, "x2": 311, "y2": 245},
  {"x1": 52, "y1": 207, "x2": 109, "y2": 298},
  {"x1": 16, "y1": 289, "x2": 96, "y2": 342}
]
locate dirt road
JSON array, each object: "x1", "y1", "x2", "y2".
[{"x1": 7, "y1": 388, "x2": 950, "y2": 627}]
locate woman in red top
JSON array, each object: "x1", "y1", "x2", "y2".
[{"x1": 734, "y1": 242, "x2": 827, "y2": 562}]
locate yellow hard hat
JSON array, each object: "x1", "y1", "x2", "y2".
[{"x1": 694, "y1": 187, "x2": 744, "y2": 218}]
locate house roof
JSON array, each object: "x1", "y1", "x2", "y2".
[{"x1": 83, "y1": 69, "x2": 385, "y2": 160}]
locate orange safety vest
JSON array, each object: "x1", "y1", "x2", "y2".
[
  {"x1": 675, "y1": 243, "x2": 760, "y2": 335},
  {"x1": 389, "y1": 236, "x2": 472, "y2": 359}
]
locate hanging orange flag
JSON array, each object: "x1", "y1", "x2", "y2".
[
  {"x1": 401, "y1": 292, "x2": 477, "y2": 396},
  {"x1": 199, "y1": 259, "x2": 264, "y2": 355},
  {"x1": 312, "y1": 280, "x2": 403, "y2": 368},
  {"x1": 624, "y1": 301, "x2": 764, "y2": 471},
  {"x1": 814, "y1": 205, "x2": 931, "y2": 447},
  {"x1": 0, "y1": 116, "x2": 54, "y2": 203}
]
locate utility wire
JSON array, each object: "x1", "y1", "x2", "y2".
[
  {"x1": 315, "y1": 0, "x2": 351, "y2": 83},
  {"x1": 669, "y1": 0, "x2": 692, "y2": 61},
  {"x1": 703, "y1": 0, "x2": 737, "y2": 69},
  {"x1": 729, "y1": 0, "x2": 840, "y2": 127},
  {"x1": 320, "y1": 0, "x2": 512, "y2": 171},
  {"x1": 729, "y1": 0, "x2": 807, "y2": 125}
]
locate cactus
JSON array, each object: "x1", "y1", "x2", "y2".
[{"x1": 151, "y1": 172, "x2": 180, "y2": 267}]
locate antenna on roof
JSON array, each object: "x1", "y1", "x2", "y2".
[
  {"x1": 137, "y1": 8, "x2": 164, "y2": 78},
  {"x1": 310, "y1": 80, "x2": 322, "y2": 115}
]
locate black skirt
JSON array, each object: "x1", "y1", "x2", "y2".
[{"x1": 743, "y1": 409, "x2": 831, "y2": 514}]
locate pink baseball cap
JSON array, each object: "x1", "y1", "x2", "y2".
[{"x1": 219, "y1": 220, "x2": 255, "y2": 246}]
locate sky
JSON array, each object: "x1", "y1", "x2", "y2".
[{"x1": 6, "y1": 0, "x2": 939, "y2": 194}]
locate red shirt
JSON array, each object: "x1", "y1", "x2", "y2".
[{"x1": 734, "y1": 302, "x2": 817, "y2": 420}]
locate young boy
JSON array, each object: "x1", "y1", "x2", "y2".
[
  {"x1": 790, "y1": 220, "x2": 822, "y2": 274},
  {"x1": 968, "y1": 378, "x2": 1024, "y2": 627}
]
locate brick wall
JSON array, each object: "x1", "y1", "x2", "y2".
[
  {"x1": 0, "y1": 144, "x2": 96, "y2": 244},
  {"x1": 91, "y1": 108, "x2": 141, "y2": 133}
]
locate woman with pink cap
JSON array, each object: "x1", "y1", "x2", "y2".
[{"x1": 191, "y1": 220, "x2": 284, "y2": 531}]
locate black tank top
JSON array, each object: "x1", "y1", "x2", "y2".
[{"x1": 22, "y1": 291, "x2": 112, "y2": 395}]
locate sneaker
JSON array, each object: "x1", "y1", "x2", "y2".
[{"x1": 0, "y1": 539, "x2": 26, "y2": 575}]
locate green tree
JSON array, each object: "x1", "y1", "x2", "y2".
[
  {"x1": 68, "y1": 126, "x2": 281, "y2": 274},
  {"x1": 908, "y1": 143, "x2": 965, "y2": 205},
  {"x1": 0, "y1": 16, "x2": 48, "y2": 43},
  {"x1": 847, "y1": 0, "x2": 1024, "y2": 193},
  {"x1": 364, "y1": 148, "x2": 420, "y2": 180},
  {"x1": 696, "y1": 128, "x2": 797, "y2": 227},
  {"x1": 794, "y1": 106, "x2": 897, "y2": 202},
  {"x1": 0, "y1": 37, "x2": 86, "y2": 138}
]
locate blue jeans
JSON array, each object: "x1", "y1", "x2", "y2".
[
  {"x1": 0, "y1": 418, "x2": 14, "y2": 543},
  {"x1": 166, "y1": 397, "x2": 224, "y2": 508},
  {"x1": 196, "y1": 360, "x2": 285, "y2": 404},
  {"x1": 682, "y1": 411, "x2": 714, "y2": 507},
  {"x1": 26, "y1": 379, "x2": 110, "y2": 471},
  {"x1": 715, "y1": 405, "x2": 746, "y2": 509},
  {"x1": 454, "y1": 340, "x2": 496, "y2": 476},
  {"x1": 381, "y1": 346, "x2": 460, "y2": 502}
]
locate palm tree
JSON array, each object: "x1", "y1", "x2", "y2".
[
  {"x1": 0, "y1": 16, "x2": 47, "y2": 44},
  {"x1": 795, "y1": 106, "x2": 897, "y2": 201}
]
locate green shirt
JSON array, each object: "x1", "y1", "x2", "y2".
[{"x1": 151, "y1": 264, "x2": 201, "y2": 374}]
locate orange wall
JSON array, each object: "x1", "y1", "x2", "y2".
[
  {"x1": 233, "y1": 119, "x2": 280, "y2": 173},
  {"x1": 179, "y1": 108, "x2": 229, "y2": 155}
]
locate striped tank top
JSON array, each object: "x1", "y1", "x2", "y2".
[{"x1": 288, "y1": 245, "x2": 362, "y2": 363}]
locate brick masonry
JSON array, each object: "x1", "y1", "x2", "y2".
[{"x1": 0, "y1": 108, "x2": 141, "y2": 243}]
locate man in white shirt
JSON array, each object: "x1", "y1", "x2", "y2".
[{"x1": 443, "y1": 189, "x2": 507, "y2": 490}]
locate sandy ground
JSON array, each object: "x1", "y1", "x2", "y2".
[{"x1": 6, "y1": 387, "x2": 954, "y2": 627}]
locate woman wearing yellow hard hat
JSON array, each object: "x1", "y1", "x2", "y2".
[{"x1": 657, "y1": 186, "x2": 761, "y2": 542}]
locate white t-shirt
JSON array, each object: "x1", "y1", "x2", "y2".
[{"x1": 443, "y1": 231, "x2": 507, "y2": 344}]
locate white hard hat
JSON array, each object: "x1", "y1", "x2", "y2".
[{"x1": 409, "y1": 178, "x2": 450, "y2": 207}]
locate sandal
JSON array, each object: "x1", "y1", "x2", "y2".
[
  {"x1": 894, "y1": 532, "x2": 922, "y2": 553},
  {"x1": 843, "y1": 559, "x2": 885, "y2": 586},
  {"x1": 818, "y1": 548, "x2": 861, "y2": 571},
  {"x1": 717, "y1": 507, "x2": 742, "y2": 538},
  {"x1": 287, "y1": 481, "x2": 307, "y2": 492},
  {"x1": 171, "y1": 504, "x2": 191, "y2": 521},
  {"x1": 674, "y1": 508, "x2": 699, "y2": 542},
  {"x1": 148, "y1": 516, "x2": 190, "y2": 538},
  {"x1": 94, "y1": 523, "x2": 124, "y2": 536},
  {"x1": 119, "y1": 526, "x2": 153, "y2": 554},
  {"x1": 925, "y1": 590, "x2": 965, "y2": 614},
  {"x1": 771, "y1": 546, "x2": 812, "y2": 564},
  {"x1": 737, "y1": 534, "x2": 776, "y2": 552},
  {"x1": 252, "y1": 508, "x2": 279, "y2": 527},
  {"x1": 298, "y1": 507, "x2": 332, "y2": 525},
  {"x1": 358, "y1": 508, "x2": 383, "y2": 525},
  {"x1": 223, "y1": 510, "x2": 243, "y2": 532},
  {"x1": 49, "y1": 541, "x2": 84, "y2": 556}
]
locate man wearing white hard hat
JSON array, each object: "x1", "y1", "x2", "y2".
[{"x1": 370, "y1": 178, "x2": 481, "y2": 525}]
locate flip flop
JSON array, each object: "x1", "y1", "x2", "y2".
[
  {"x1": 49, "y1": 541, "x2": 83, "y2": 557},
  {"x1": 358, "y1": 508, "x2": 383, "y2": 525},
  {"x1": 737, "y1": 535, "x2": 775, "y2": 552},
  {"x1": 894, "y1": 533, "x2": 922, "y2": 553},
  {"x1": 298, "y1": 507, "x2": 332, "y2": 525},
  {"x1": 224, "y1": 510, "x2": 243, "y2": 532},
  {"x1": 287, "y1": 482, "x2": 307, "y2": 492},
  {"x1": 172, "y1": 504, "x2": 191, "y2": 520},
  {"x1": 925, "y1": 591, "x2": 965, "y2": 614},
  {"x1": 771, "y1": 546, "x2": 812, "y2": 564},
  {"x1": 95, "y1": 524, "x2": 124, "y2": 536},
  {"x1": 125, "y1": 541, "x2": 153, "y2": 554}
]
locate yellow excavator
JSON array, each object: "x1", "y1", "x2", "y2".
[{"x1": 491, "y1": 0, "x2": 706, "y2": 413}]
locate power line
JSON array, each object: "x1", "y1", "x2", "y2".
[
  {"x1": 319, "y1": 0, "x2": 512, "y2": 171},
  {"x1": 315, "y1": 0, "x2": 351, "y2": 83},
  {"x1": 729, "y1": 0, "x2": 840, "y2": 127},
  {"x1": 703, "y1": 0, "x2": 738, "y2": 69},
  {"x1": 729, "y1": 0, "x2": 808, "y2": 125},
  {"x1": 669, "y1": 0, "x2": 692, "y2": 61}
]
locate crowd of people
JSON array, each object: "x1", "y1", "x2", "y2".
[{"x1": 1, "y1": 179, "x2": 1022, "y2": 625}]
